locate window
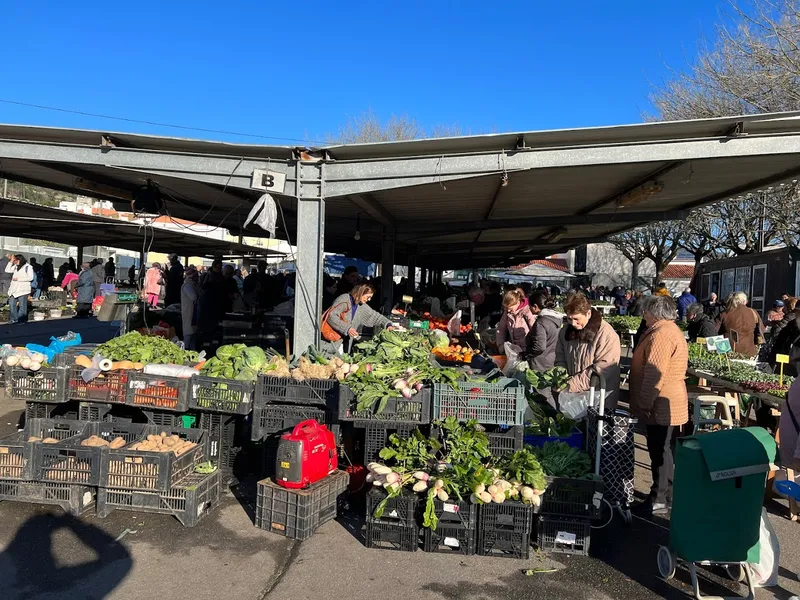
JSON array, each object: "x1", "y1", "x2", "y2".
[
  {"x1": 700, "y1": 273, "x2": 710, "y2": 300},
  {"x1": 721, "y1": 269, "x2": 735, "y2": 300},
  {"x1": 574, "y1": 246, "x2": 587, "y2": 273},
  {"x1": 710, "y1": 271, "x2": 721, "y2": 299},
  {"x1": 751, "y1": 264, "x2": 767, "y2": 316},
  {"x1": 735, "y1": 267, "x2": 751, "y2": 296}
]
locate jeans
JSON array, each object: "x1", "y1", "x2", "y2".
[
  {"x1": 645, "y1": 424, "x2": 675, "y2": 504},
  {"x1": 9, "y1": 295, "x2": 28, "y2": 323}
]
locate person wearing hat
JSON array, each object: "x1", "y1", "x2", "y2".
[
  {"x1": 181, "y1": 266, "x2": 200, "y2": 350},
  {"x1": 767, "y1": 300, "x2": 785, "y2": 326},
  {"x1": 164, "y1": 254, "x2": 185, "y2": 308}
]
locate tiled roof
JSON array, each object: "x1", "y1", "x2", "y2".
[
  {"x1": 510, "y1": 258, "x2": 570, "y2": 272},
  {"x1": 662, "y1": 264, "x2": 695, "y2": 279}
]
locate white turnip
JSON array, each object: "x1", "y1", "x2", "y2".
[
  {"x1": 413, "y1": 471, "x2": 429, "y2": 481},
  {"x1": 487, "y1": 485, "x2": 499, "y2": 496},
  {"x1": 412, "y1": 480, "x2": 428, "y2": 492},
  {"x1": 20, "y1": 358, "x2": 31, "y2": 369},
  {"x1": 5, "y1": 355, "x2": 18, "y2": 366},
  {"x1": 473, "y1": 483, "x2": 485, "y2": 495},
  {"x1": 520, "y1": 487, "x2": 535, "y2": 501},
  {"x1": 479, "y1": 491, "x2": 493, "y2": 503},
  {"x1": 385, "y1": 472, "x2": 400, "y2": 484},
  {"x1": 29, "y1": 361, "x2": 42, "y2": 372},
  {"x1": 434, "y1": 479, "x2": 444, "y2": 490},
  {"x1": 492, "y1": 492, "x2": 506, "y2": 504}
]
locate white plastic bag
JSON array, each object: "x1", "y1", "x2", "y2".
[
  {"x1": 501, "y1": 343, "x2": 525, "y2": 378},
  {"x1": 244, "y1": 193, "x2": 277, "y2": 236},
  {"x1": 749, "y1": 508, "x2": 780, "y2": 587},
  {"x1": 447, "y1": 310, "x2": 463, "y2": 337},
  {"x1": 558, "y1": 390, "x2": 592, "y2": 420}
]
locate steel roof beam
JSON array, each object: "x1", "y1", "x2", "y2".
[{"x1": 348, "y1": 193, "x2": 396, "y2": 226}]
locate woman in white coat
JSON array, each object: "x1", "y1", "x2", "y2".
[
  {"x1": 181, "y1": 266, "x2": 200, "y2": 350},
  {"x1": 5, "y1": 254, "x2": 34, "y2": 324}
]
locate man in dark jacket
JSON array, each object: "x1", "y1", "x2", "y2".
[
  {"x1": 677, "y1": 288, "x2": 697, "y2": 321},
  {"x1": 75, "y1": 263, "x2": 95, "y2": 318},
  {"x1": 104, "y1": 257, "x2": 116, "y2": 281},
  {"x1": 164, "y1": 254, "x2": 184, "y2": 307},
  {"x1": 703, "y1": 293, "x2": 724, "y2": 323},
  {"x1": 686, "y1": 302, "x2": 717, "y2": 342}
]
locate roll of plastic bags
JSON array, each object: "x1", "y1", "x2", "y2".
[{"x1": 143, "y1": 363, "x2": 198, "y2": 379}]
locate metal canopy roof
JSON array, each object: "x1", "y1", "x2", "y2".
[
  {"x1": 0, "y1": 197, "x2": 282, "y2": 259},
  {"x1": 2, "y1": 111, "x2": 800, "y2": 268}
]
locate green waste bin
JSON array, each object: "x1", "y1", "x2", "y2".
[{"x1": 670, "y1": 427, "x2": 776, "y2": 564}]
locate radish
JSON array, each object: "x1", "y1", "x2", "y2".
[
  {"x1": 434, "y1": 479, "x2": 444, "y2": 490},
  {"x1": 373, "y1": 465, "x2": 391, "y2": 476},
  {"x1": 406, "y1": 367, "x2": 415, "y2": 375},
  {"x1": 401, "y1": 388, "x2": 413, "y2": 399},
  {"x1": 413, "y1": 471, "x2": 429, "y2": 481},
  {"x1": 414, "y1": 382, "x2": 424, "y2": 392},
  {"x1": 367, "y1": 462, "x2": 381, "y2": 471},
  {"x1": 385, "y1": 472, "x2": 400, "y2": 484},
  {"x1": 393, "y1": 379, "x2": 407, "y2": 390},
  {"x1": 412, "y1": 481, "x2": 428, "y2": 493},
  {"x1": 372, "y1": 479, "x2": 383, "y2": 487}
]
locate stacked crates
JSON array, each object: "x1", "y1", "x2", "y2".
[
  {"x1": 535, "y1": 476, "x2": 602, "y2": 556},
  {"x1": 364, "y1": 487, "x2": 419, "y2": 552}
]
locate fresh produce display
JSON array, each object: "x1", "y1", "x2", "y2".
[
  {"x1": 94, "y1": 332, "x2": 199, "y2": 365},
  {"x1": 80, "y1": 435, "x2": 127, "y2": 449},
  {"x1": 605, "y1": 316, "x2": 642, "y2": 334},
  {"x1": 126, "y1": 432, "x2": 199, "y2": 455},
  {"x1": 201, "y1": 344, "x2": 269, "y2": 381},
  {"x1": 260, "y1": 349, "x2": 359, "y2": 382},
  {"x1": 530, "y1": 442, "x2": 592, "y2": 478},
  {"x1": 368, "y1": 418, "x2": 547, "y2": 530},
  {"x1": 687, "y1": 343, "x2": 793, "y2": 398},
  {"x1": 525, "y1": 403, "x2": 576, "y2": 437},
  {"x1": 344, "y1": 330, "x2": 460, "y2": 414},
  {"x1": 525, "y1": 366, "x2": 570, "y2": 390},
  {"x1": 420, "y1": 313, "x2": 472, "y2": 334},
  {"x1": 431, "y1": 344, "x2": 475, "y2": 364}
]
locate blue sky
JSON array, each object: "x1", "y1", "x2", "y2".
[{"x1": 2, "y1": 1, "x2": 726, "y2": 145}]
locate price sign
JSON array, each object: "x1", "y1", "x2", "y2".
[
  {"x1": 715, "y1": 339, "x2": 732, "y2": 354},
  {"x1": 706, "y1": 335, "x2": 725, "y2": 352},
  {"x1": 696, "y1": 338, "x2": 707, "y2": 346},
  {"x1": 777, "y1": 354, "x2": 790, "y2": 386}
]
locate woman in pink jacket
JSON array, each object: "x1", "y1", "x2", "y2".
[
  {"x1": 496, "y1": 288, "x2": 536, "y2": 351},
  {"x1": 144, "y1": 263, "x2": 163, "y2": 308}
]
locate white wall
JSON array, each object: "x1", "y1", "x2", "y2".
[{"x1": 585, "y1": 243, "x2": 655, "y2": 289}]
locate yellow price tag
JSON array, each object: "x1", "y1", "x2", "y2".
[
  {"x1": 776, "y1": 354, "x2": 790, "y2": 364},
  {"x1": 280, "y1": 461, "x2": 290, "y2": 469},
  {"x1": 696, "y1": 338, "x2": 707, "y2": 346}
]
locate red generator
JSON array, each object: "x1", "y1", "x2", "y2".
[{"x1": 275, "y1": 420, "x2": 338, "y2": 489}]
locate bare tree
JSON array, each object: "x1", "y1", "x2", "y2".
[
  {"x1": 329, "y1": 110, "x2": 480, "y2": 144},
  {"x1": 610, "y1": 221, "x2": 684, "y2": 287}
]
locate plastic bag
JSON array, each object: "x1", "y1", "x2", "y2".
[
  {"x1": 559, "y1": 390, "x2": 592, "y2": 420},
  {"x1": 26, "y1": 343, "x2": 56, "y2": 365},
  {"x1": 81, "y1": 354, "x2": 106, "y2": 383},
  {"x1": 447, "y1": 310, "x2": 462, "y2": 337},
  {"x1": 143, "y1": 364, "x2": 198, "y2": 379},
  {"x1": 749, "y1": 508, "x2": 780, "y2": 587},
  {"x1": 501, "y1": 343, "x2": 525, "y2": 378},
  {"x1": 244, "y1": 193, "x2": 277, "y2": 236}
]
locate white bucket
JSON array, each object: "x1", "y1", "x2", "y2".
[
  {"x1": 50, "y1": 309, "x2": 62, "y2": 318},
  {"x1": 33, "y1": 311, "x2": 46, "y2": 321}
]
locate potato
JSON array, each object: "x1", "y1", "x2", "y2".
[
  {"x1": 109, "y1": 437, "x2": 126, "y2": 449},
  {"x1": 27, "y1": 436, "x2": 42, "y2": 442},
  {"x1": 42, "y1": 438, "x2": 59, "y2": 444}
]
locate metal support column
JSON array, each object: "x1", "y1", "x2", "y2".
[
  {"x1": 406, "y1": 252, "x2": 416, "y2": 295},
  {"x1": 293, "y1": 161, "x2": 325, "y2": 352},
  {"x1": 381, "y1": 227, "x2": 396, "y2": 314},
  {"x1": 77, "y1": 246, "x2": 84, "y2": 266},
  {"x1": 420, "y1": 268, "x2": 427, "y2": 289}
]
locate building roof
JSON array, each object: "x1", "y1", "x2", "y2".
[
  {"x1": 3, "y1": 112, "x2": 800, "y2": 267},
  {"x1": 662, "y1": 264, "x2": 695, "y2": 280},
  {"x1": 509, "y1": 258, "x2": 570, "y2": 272}
]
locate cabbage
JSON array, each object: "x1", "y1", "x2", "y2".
[
  {"x1": 429, "y1": 330, "x2": 449, "y2": 349},
  {"x1": 243, "y1": 346, "x2": 267, "y2": 369}
]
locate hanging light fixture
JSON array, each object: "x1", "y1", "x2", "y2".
[{"x1": 354, "y1": 213, "x2": 361, "y2": 241}]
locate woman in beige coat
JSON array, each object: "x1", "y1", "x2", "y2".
[
  {"x1": 555, "y1": 293, "x2": 621, "y2": 409},
  {"x1": 629, "y1": 294, "x2": 688, "y2": 515}
]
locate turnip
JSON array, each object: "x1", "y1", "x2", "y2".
[
  {"x1": 365, "y1": 364, "x2": 373, "y2": 374},
  {"x1": 487, "y1": 485, "x2": 499, "y2": 496},
  {"x1": 470, "y1": 494, "x2": 481, "y2": 504},
  {"x1": 385, "y1": 472, "x2": 400, "y2": 484},
  {"x1": 492, "y1": 492, "x2": 506, "y2": 504},
  {"x1": 509, "y1": 487, "x2": 519, "y2": 498},
  {"x1": 412, "y1": 480, "x2": 428, "y2": 493},
  {"x1": 20, "y1": 358, "x2": 31, "y2": 369},
  {"x1": 393, "y1": 379, "x2": 407, "y2": 390},
  {"x1": 29, "y1": 361, "x2": 41, "y2": 372},
  {"x1": 366, "y1": 473, "x2": 374, "y2": 483},
  {"x1": 479, "y1": 491, "x2": 493, "y2": 503},
  {"x1": 520, "y1": 487, "x2": 535, "y2": 501},
  {"x1": 367, "y1": 462, "x2": 381, "y2": 471},
  {"x1": 473, "y1": 483, "x2": 485, "y2": 495},
  {"x1": 373, "y1": 465, "x2": 392, "y2": 476},
  {"x1": 434, "y1": 479, "x2": 444, "y2": 490},
  {"x1": 413, "y1": 471, "x2": 429, "y2": 481},
  {"x1": 401, "y1": 388, "x2": 413, "y2": 399},
  {"x1": 5, "y1": 355, "x2": 18, "y2": 366},
  {"x1": 384, "y1": 482, "x2": 401, "y2": 494},
  {"x1": 437, "y1": 489, "x2": 449, "y2": 502},
  {"x1": 31, "y1": 353, "x2": 46, "y2": 364}
]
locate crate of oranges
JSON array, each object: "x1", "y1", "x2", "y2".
[{"x1": 432, "y1": 344, "x2": 475, "y2": 365}]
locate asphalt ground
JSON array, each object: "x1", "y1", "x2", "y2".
[{"x1": 0, "y1": 323, "x2": 798, "y2": 599}]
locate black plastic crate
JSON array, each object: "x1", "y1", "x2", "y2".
[
  {"x1": 432, "y1": 379, "x2": 525, "y2": 426},
  {"x1": 25, "y1": 401, "x2": 79, "y2": 421},
  {"x1": 9, "y1": 367, "x2": 70, "y2": 403},
  {"x1": 190, "y1": 376, "x2": 254, "y2": 415},
  {"x1": 364, "y1": 521, "x2": 418, "y2": 552},
  {"x1": 97, "y1": 470, "x2": 221, "y2": 527},
  {"x1": 69, "y1": 365, "x2": 130, "y2": 404},
  {"x1": 251, "y1": 403, "x2": 337, "y2": 442},
  {"x1": 366, "y1": 487, "x2": 419, "y2": 526},
  {"x1": 0, "y1": 479, "x2": 96, "y2": 515},
  {"x1": 362, "y1": 424, "x2": 416, "y2": 464},
  {"x1": 256, "y1": 375, "x2": 338, "y2": 408},
  {"x1": 255, "y1": 470, "x2": 349, "y2": 540},
  {"x1": 79, "y1": 402, "x2": 113, "y2": 422},
  {"x1": 28, "y1": 418, "x2": 90, "y2": 441},
  {"x1": 541, "y1": 477, "x2": 604, "y2": 520},
  {"x1": 0, "y1": 419, "x2": 91, "y2": 482},
  {"x1": 485, "y1": 425, "x2": 523, "y2": 457},
  {"x1": 99, "y1": 423, "x2": 206, "y2": 492},
  {"x1": 423, "y1": 524, "x2": 477, "y2": 555},
  {"x1": 339, "y1": 386, "x2": 431, "y2": 425},
  {"x1": 126, "y1": 371, "x2": 191, "y2": 413},
  {"x1": 143, "y1": 410, "x2": 192, "y2": 429},
  {"x1": 428, "y1": 497, "x2": 478, "y2": 529},
  {"x1": 34, "y1": 429, "x2": 104, "y2": 486},
  {"x1": 478, "y1": 528, "x2": 531, "y2": 559},
  {"x1": 197, "y1": 412, "x2": 238, "y2": 463},
  {"x1": 479, "y1": 501, "x2": 535, "y2": 534},
  {"x1": 537, "y1": 516, "x2": 591, "y2": 556}
]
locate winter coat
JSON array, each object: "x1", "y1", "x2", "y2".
[
  {"x1": 767, "y1": 318, "x2": 800, "y2": 377},
  {"x1": 629, "y1": 298, "x2": 644, "y2": 317},
  {"x1": 686, "y1": 314, "x2": 717, "y2": 342},
  {"x1": 325, "y1": 293, "x2": 391, "y2": 348},
  {"x1": 181, "y1": 279, "x2": 200, "y2": 337},
  {"x1": 5, "y1": 261, "x2": 34, "y2": 299},
  {"x1": 144, "y1": 267, "x2": 163, "y2": 296},
  {"x1": 676, "y1": 292, "x2": 697, "y2": 320},
  {"x1": 629, "y1": 319, "x2": 689, "y2": 426},
  {"x1": 525, "y1": 309, "x2": 563, "y2": 372},
  {"x1": 496, "y1": 303, "x2": 536, "y2": 350},
  {"x1": 91, "y1": 263, "x2": 104, "y2": 296},
  {"x1": 703, "y1": 300, "x2": 724, "y2": 323},
  {"x1": 718, "y1": 305, "x2": 765, "y2": 358},
  {"x1": 165, "y1": 262, "x2": 184, "y2": 307},
  {"x1": 41, "y1": 261, "x2": 54, "y2": 290},
  {"x1": 555, "y1": 309, "x2": 621, "y2": 407},
  {"x1": 76, "y1": 269, "x2": 95, "y2": 305}
]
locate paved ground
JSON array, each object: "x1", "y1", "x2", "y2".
[
  {"x1": 0, "y1": 317, "x2": 120, "y2": 347},
  {"x1": 0, "y1": 330, "x2": 798, "y2": 599}
]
